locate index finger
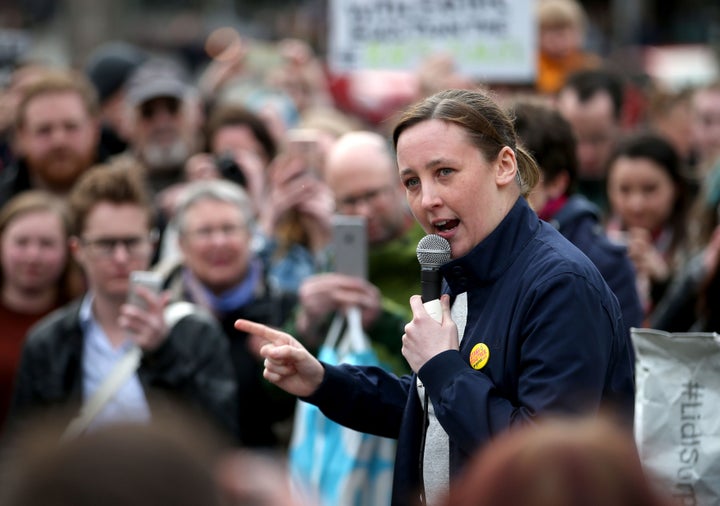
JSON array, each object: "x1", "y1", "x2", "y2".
[{"x1": 234, "y1": 319, "x2": 286, "y2": 342}]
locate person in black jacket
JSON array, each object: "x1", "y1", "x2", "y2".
[{"x1": 7, "y1": 162, "x2": 237, "y2": 441}]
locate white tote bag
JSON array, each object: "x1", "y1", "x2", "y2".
[
  {"x1": 631, "y1": 328, "x2": 720, "y2": 505},
  {"x1": 289, "y1": 307, "x2": 396, "y2": 506}
]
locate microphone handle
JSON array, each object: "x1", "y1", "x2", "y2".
[
  {"x1": 420, "y1": 267, "x2": 443, "y2": 303},
  {"x1": 421, "y1": 267, "x2": 443, "y2": 323}
]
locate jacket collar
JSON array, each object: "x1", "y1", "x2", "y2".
[
  {"x1": 550, "y1": 194, "x2": 601, "y2": 231},
  {"x1": 440, "y1": 197, "x2": 539, "y2": 294}
]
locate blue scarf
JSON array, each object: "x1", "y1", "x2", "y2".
[{"x1": 182, "y1": 259, "x2": 262, "y2": 314}]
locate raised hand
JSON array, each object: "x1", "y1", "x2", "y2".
[{"x1": 235, "y1": 319, "x2": 325, "y2": 397}]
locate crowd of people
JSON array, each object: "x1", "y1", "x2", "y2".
[{"x1": 0, "y1": 0, "x2": 717, "y2": 504}]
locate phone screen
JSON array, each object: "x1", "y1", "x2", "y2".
[
  {"x1": 127, "y1": 271, "x2": 163, "y2": 309},
  {"x1": 331, "y1": 215, "x2": 367, "y2": 279}
]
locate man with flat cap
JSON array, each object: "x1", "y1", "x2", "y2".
[{"x1": 118, "y1": 58, "x2": 202, "y2": 196}]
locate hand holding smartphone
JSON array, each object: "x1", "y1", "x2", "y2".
[{"x1": 127, "y1": 271, "x2": 163, "y2": 309}]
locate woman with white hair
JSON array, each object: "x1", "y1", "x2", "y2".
[{"x1": 158, "y1": 179, "x2": 297, "y2": 449}]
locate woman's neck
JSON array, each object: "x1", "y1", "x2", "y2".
[{"x1": 2, "y1": 283, "x2": 58, "y2": 314}]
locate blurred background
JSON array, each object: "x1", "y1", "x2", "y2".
[{"x1": 1, "y1": 0, "x2": 718, "y2": 77}]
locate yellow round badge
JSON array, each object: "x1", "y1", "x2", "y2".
[{"x1": 469, "y1": 343, "x2": 490, "y2": 370}]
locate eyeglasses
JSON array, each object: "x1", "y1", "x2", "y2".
[
  {"x1": 80, "y1": 235, "x2": 154, "y2": 258},
  {"x1": 139, "y1": 97, "x2": 181, "y2": 120},
  {"x1": 183, "y1": 223, "x2": 246, "y2": 241},
  {"x1": 336, "y1": 186, "x2": 393, "y2": 211}
]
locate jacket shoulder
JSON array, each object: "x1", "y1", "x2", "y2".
[{"x1": 25, "y1": 302, "x2": 82, "y2": 349}]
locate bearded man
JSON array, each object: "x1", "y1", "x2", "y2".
[{"x1": 0, "y1": 69, "x2": 102, "y2": 205}]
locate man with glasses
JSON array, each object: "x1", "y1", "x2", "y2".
[{"x1": 8, "y1": 163, "x2": 237, "y2": 440}]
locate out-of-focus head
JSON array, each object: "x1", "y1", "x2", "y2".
[
  {"x1": 67, "y1": 162, "x2": 155, "y2": 302},
  {"x1": 2, "y1": 416, "x2": 223, "y2": 506},
  {"x1": 443, "y1": 416, "x2": 671, "y2": 506},
  {"x1": 690, "y1": 80, "x2": 720, "y2": 171},
  {"x1": 216, "y1": 450, "x2": 317, "y2": 506},
  {"x1": 537, "y1": 0, "x2": 586, "y2": 59},
  {"x1": 205, "y1": 103, "x2": 277, "y2": 208},
  {"x1": 0, "y1": 190, "x2": 71, "y2": 296},
  {"x1": 646, "y1": 87, "x2": 694, "y2": 161},
  {"x1": 510, "y1": 97, "x2": 578, "y2": 213},
  {"x1": 205, "y1": 103, "x2": 277, "y2": 165},
  {"x1": 125, "y1": 58, "x2": 200, "y2": 172},
  {"x1": 85, "y1": 41, "x2": 146, "y2": 140},
  {"x1": 556, "y1": 69, "x2": 624, "y2": 180},
  {"x1": 607, "y1": 132, "x2": 687, "y2": 235},
  {"x1": 175, "y1": 179, "x2": 255, "y2": 295},
  {"x1": 14, "y1": 69, "x2": 101, "y2": 193},
  {"x1": 0, "y1": 62, "x2": 50, "y2": 134},
  {"x1": 325, "y1": 131, "x2": 410, "y2": 246},
  {"x1": 85, "y1": 41, "x2": 146, "y2": 106}
]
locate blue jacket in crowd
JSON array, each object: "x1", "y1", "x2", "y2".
[
  {"x1": 550, "y1": 194, "x2": 644, "y2": 333},
  {"x1": 303, "y1": 197, "x2": 635, "y2": 506}
]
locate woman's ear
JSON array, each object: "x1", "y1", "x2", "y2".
[{"x1": 495, "y1": 146, "x2": 518, "y2": 187}]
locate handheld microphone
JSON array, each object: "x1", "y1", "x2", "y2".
[{"x1": 416, "y1": 234, "x2": 451, "y2": 322}]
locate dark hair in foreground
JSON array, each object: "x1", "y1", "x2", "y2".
[
  {"x1": 392, "y1": 89, "x2": 540, "y2": 197},
  {"x1": 1, "y1": 416, "x2": 224, "y2": 506}
]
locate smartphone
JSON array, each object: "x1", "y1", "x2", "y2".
[
  {"x1": 331, "y1": 215, "x2": 367, "y2": 279},
  {"x1": 286, "y1": 128, "x2": 322, "y2": 175},
  {"x1": 127, "y1": 271, "x2": 163, "y2": 309}
]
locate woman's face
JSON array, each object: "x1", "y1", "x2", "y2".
[
  {"x1": 396, "y1": 119, "x2": 518, "y2": 259},
  {"x1": 607, "y1": 155, "x2": 677, "y2": 233},
  {"x1": 178, "y1": 199, "x2": 251, "y2": 294},
  {"x1": 1, "y1": 210, "x2": 67, "y2": 293}
]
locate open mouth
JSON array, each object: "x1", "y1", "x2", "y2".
[{"x1": 434, "y1": 219, "x2": 459, "y2": 233}]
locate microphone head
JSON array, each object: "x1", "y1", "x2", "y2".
[{"x1": 416, "y1": 234, "x2": 452, "y2": 268}]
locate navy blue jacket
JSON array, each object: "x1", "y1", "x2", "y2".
[
  {"x1": 304, "y1": 198, "x2": 635, "y2": 506},
  {"x1": 550, "y1": 195, "x2": 644, "y2": 333}
]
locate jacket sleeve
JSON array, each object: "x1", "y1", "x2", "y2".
[
  {"x1": 304, "y1": 363, "x2": 414, "y2": 439},
  {"x1": 6, "y1": 312, "x2": 83, "y2": 427},
  {"x1": 8, "y1": 332, "x2": 47, "y2": 420},
  {"x1": 419, "y1": 271, "x2": 633, "y2": 454},
  {"x1": 141, "y1": 312, "x2": 239, "y2": 441}
]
